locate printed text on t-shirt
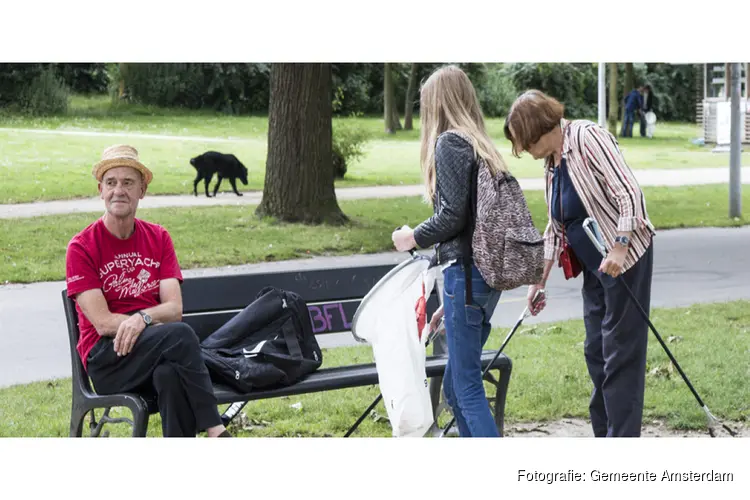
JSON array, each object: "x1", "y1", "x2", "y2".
[{"x1": 99, "y1": 252, "x2": 162, "y2": 299}]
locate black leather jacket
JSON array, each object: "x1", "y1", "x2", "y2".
[{"x1": 413, "y1": 133, "x2": 477, "y2": 268}]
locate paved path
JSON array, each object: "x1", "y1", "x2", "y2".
[
  {"x1": 1, "y1": 226, "x2": 749, "y2": 389},
  {"x1": 1, "y1": 167, "x2": 748, "y2": 219}
]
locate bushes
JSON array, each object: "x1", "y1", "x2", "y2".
[
  {"x1": 119, "y1": 63, "x2": 271, "y2": 114},
  {"x1": 500, "y1": 63, "x2": 699, "y2": 122},
  {"x1": 507, "y1": 63, "x2": 599, "y2": 119},
  {"x1": 0, "y1": 62, "x2": 700, "y2": 122},
  {"x1": 332, "y1": 64, "x2": 381, "y2": 116},
  {"x1": 0, "y1": 64, "x2": 44, "y2": 108},
  {"x1": 477, "y1": 64, "x2": 517, "y2": 117},
  {"x1": 332, "y1": 121, "x2": 371, "y2": 179},
  {"x1": 639, "y1": 64, "x2": 698, "y2": 122},
  {"x1": 0, "y1": 64, "x2": 101, "y2": 111},
  {"x1": 54, "y1": 64, "x2": 110, "y2": 94},
  {"x1": 20, "y1": 68, "x2": 70, "y2": 116},
  {"x1": 119, "y1": 63, "x2": 205, "y2": 109}
]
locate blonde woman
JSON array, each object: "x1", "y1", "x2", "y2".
[{"x1": 392, "y1": 66, "x2": 511, "y2": 437}]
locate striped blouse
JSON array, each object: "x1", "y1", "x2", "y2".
[{"x1": 542, "y1": 119, "x2": 655, "y2": 272}]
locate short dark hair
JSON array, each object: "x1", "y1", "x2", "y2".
[{"x1": 503, "y1": 90, "x2": 565, "y2": 158}]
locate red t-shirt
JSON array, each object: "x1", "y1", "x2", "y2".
[{"x1": 65, "y1": 218, "x2": 183, "y2": 370}]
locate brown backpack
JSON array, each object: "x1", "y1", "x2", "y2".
[{"x1": 444, "y1": 130, "x2": 544, "y2": 292}]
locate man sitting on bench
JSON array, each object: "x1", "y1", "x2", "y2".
[{"x1": 64, "y1": 144, "x2": 231, "y2": 438}]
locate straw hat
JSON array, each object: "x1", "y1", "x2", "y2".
[{"x1": 92, "y1": 145, "x2": 153, "y2": 186}]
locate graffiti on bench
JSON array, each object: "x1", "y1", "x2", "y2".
[
  {"x1": 294, "y1": 272, "x2": 379, "y2": 293},
  {"x1": 306, "y1": 294, "x2": 440, "y2": 335},
  {"x1": 307, "y1": 301, "x2": 359, "y2": 334}
]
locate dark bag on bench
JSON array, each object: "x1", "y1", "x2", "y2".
[{"x1": 200, "y1": 287, "x2": 323, "y2": 393}]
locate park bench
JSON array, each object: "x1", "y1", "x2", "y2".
[{"x1": 62, "y1": 262, "x2": 513, "y2": 437}]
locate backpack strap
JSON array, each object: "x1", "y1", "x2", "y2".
[
  {"x1": 441, "y1": 129, "x2": 478, "y2": 306},
  {"x1": 282, "y1": 320, "x2": 303, "y2": 360},
  {"x1": 463, "y1": 153, "x2": 479, "y2": 306}
]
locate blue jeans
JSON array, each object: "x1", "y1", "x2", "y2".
[
  {"x1": 442, "y1": 261, "x2": 502, "y2": 437},
  {"x1": 621, "y1": 109, "x2": 636, "y2": 137}
]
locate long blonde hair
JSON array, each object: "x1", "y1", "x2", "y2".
[{"x1": 419, "y1": 65, "x2": 508, "y2": 203}]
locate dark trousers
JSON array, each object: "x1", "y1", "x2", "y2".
[
  {"x1": 581, "y1": 243, "x2": 653, "y2": 437},
  {"x1": 640, "y1": 114, "x2": 647, "y2": 137},
  {"x1": 87, "y1": 322, "x2": 222, "y2": 437},
  {"x1": 621, "y1": 109, "x2": 636, "y2": 137}
]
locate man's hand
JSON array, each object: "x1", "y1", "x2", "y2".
[
  {"x1": 113, "y1": 314, "x2": 147, "y2": 356},
  {"x1": 392, "y1": 227, "x2": 417, "y2": 253},
  {"x1": 599, "y1": 245, "x2": 627, "y2": 278}
]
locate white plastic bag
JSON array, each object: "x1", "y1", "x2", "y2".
[
  {"x1": 352, "y1": 256, "x2": 438, "y2": 437},
  {"x1": 645, "y1": 111, "x2": 656, "y2": 138}
]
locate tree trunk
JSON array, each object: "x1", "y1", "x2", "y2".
[
  {"x1": 384, "y1": 63, "x2": 396, "y2": 134},
  {"x1": 391, "y1": 98, "x2": 402, "y2": 130},
  {"x1": 404, "y1": 63, "x2": 418, "y2": 130},
  {"x1": 118, "y1": 63, "x2": 127, "y2": 98},
  {"x1": 608, "y1": 63, "x2": 619, "y2": 135},
  {"x1": 256, "y1": 64, "x2": 348, "y2": 225},
  {"x1": 621, "y1": 63, "x2": 634, "y2": 125},
  {"x1": 624, "y1": 63, "x2": 634, "y2": 93}
]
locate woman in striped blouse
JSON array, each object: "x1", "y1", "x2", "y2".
[{"x1": 503, "y1": 90, "x2": 656, "y2": 437}]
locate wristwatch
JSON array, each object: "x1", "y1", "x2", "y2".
[
  {"x1": 614, "y1": 235, "x2": 630, "y2": 249},
  {"x1": 137, "y1": 310, "x2": 152, "y2": 326}
]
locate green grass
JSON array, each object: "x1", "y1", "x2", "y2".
[
  {"x1": 1, "y1": 184, "x2": 748, "y2": 284},
  {"x1": 0, "y1": 94, "x2": 272, "y2": 138},
  {"x1": 0, "y1": 95, "x2": 747, "y2": 203},
  {"x1": 502, "y1": 300, "x2": 750, "y2": 429},
  {"x1": 1, "y1": 300, "x2": 747, "y2": 437},
  {"x1": 0, "y1": 95, "x2": 705, "y2": 143}
]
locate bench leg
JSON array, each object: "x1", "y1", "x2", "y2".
[
  {"x1": 89, "y1": 409, "x2": 105, "y2": 437},
  {"x1": 428, "y1": 375, "x2": 443, "y2": 419},
  {"x1": 131, "y1": 406, "x2": 149, "y2": 437},
  {"x1": 69, "y1": 407, "x2": 86, "y2": 437},
  {"x1": 86, "y1": 406, "x2": 148, "y2": 437},
  {"x1": 486, "y1": 364, "x2": 512, "y2": 437},
  {"x1": 429, "y1": 321, "x2": 449, "y2": 424},
  {"x1": 70, "y1": 398, "x2": 149, "y2": 437}
]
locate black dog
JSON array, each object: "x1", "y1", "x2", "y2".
[{"x1": 190, "y1": 151, "x2": 248, "y2": 197}]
